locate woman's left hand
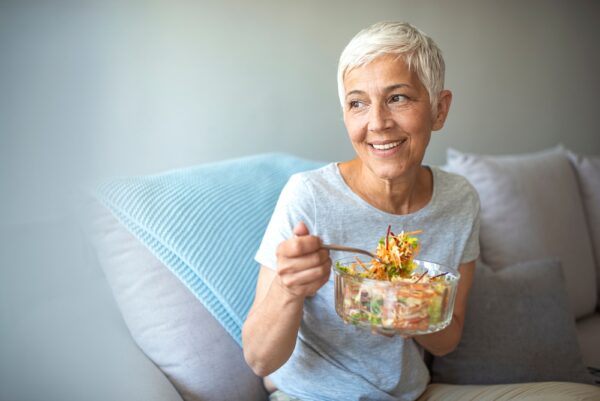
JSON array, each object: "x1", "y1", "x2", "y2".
[{"x1": 413, "y1": 260, "x2": 475, "y2": 356}]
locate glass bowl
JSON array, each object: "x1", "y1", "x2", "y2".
[{"x1": 333, "y1": 259, "x2": 460, "y2": 336}]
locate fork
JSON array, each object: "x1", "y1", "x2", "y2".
[{"x1": 322, "y1": 243, "x2": 383, "y2": 263}]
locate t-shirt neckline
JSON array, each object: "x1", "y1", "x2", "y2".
[{"x1": 332, "y1": 163, "x2": 438, "y2": 219}]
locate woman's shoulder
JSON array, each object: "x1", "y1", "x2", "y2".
[
  {"x1": 288, "y1": 162, "x2": 339, "y2": 189},
  {"x1": 432, "y1": 166, "x2": 480, "y2": 207},
  {"x1": 277, "y1": 162, "x2": 338, "y2": 202},
  {"x1": 291, "y1": 162, "x2": 337, "y2": 177}
]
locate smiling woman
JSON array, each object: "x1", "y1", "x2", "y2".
[
  {"x1": 340, "y1": 54, "x2": 452, "y2": 214},
  {"x1": 242, "y1": 21, "x2": 480, "y2": 401}
]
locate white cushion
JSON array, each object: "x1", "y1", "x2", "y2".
[
  {"x1": 446, "y1": 146, "x2": 597, "y2": 318},
  {"x1": 567, "y1": 150, "x2": 600, "y2": 306},
  {"x1": 89, "y1": 201, "x2": 268, "y2": 401}
]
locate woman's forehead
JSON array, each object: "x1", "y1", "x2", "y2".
[{"x1": 343, "y1": 55, "x2": 424, "y2": 94}]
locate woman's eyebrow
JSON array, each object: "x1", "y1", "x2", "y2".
[
  {"x1": 385, "y1": 83, "x2": 411, "y2": 92},
  {"x1": 345, "y1": 89, "x2": 365, "y2": 99},
  {"x1": 345, "y1": 83, "x2": 411, "y2": 99}
]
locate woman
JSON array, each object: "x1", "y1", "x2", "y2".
[{"x1": 242, "y1": 21, "x2": 480, "y2": 401}]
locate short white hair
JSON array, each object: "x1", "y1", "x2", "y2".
[{"x1": 337, "y1": 21, "x2": 445, "y2": 112}]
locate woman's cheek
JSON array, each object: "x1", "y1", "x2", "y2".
[{"x1": 344, "y1": 120, "x2": 360, "y2": 142}]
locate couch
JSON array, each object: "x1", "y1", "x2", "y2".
[
  {"x1": 82, "y1": 147, "x2": 600, "y2": 400},
  {"x1": 5, "y1": 148, "x2": 597, "y2": 400}
]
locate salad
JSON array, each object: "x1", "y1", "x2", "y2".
[{"x1": 333, "y1": 226, "x2": 458, "y2": 334}]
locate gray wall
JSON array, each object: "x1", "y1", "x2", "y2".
[{"x1": 1, "y1": 0, "x2": 599, "y2": 223}]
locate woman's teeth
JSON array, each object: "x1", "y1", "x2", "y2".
[{"x1": 372, "y1": 141, "x2": 401, "y2": 150}]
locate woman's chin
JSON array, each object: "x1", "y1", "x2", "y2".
[{"x1": 366, "y1": 164, "x2": 411, "y2": 181}]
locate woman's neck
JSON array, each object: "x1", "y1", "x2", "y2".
[{"x1": 339, "y1": 159, "x2": 433, "y2": 215}]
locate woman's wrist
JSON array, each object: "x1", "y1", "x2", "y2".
[{"x1": 271, "y1": 275, "x2": 307, "y2": 307}]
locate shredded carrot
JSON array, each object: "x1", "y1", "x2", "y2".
[
  {"x1": 354, "y1": 256, "x2": 368, "y2": 271},
  {"x1": 352, "y1": 227, "x2": 423, "y2": 281}
]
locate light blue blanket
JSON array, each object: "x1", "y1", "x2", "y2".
[{"x1": 95, "y1": 153, "x2": 323, "y2": 346}]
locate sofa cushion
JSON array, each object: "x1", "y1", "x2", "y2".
[
  {"x1": 567, "y1": 150, "x2": 600, "y2": 306},
  {"x1": 419, "y1": 382, "x2": 600, "y2": 401},
  {"x1": 446, "y1": 146, "x2": 597, "y2": 318},
  {"x1": 576, "y1": 313, "x2": 600, "y2": 369},
  {"x1": 93, "y1": 153, "x2": 323, "y2": 345},
  {"x1": 89, "y1": 200, "x2": 268, "y2": 401},
  {"x1": 430, "y1": 259, "x2": 592, "y2": 385}
]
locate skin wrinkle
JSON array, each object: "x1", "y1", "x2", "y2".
[
  {"x1": 345, "y1": 83, "x2": 412, "y2": 100},
  {"x1": 339, "y1": 54, "x2": 451, "y2": 215}
]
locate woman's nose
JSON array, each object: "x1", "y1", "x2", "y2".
[{"x1": 367, "y1": 103, "x2": 392, "y2": 132}]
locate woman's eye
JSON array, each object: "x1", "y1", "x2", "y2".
[
  {"x1": 390, "y1": 94, "x2": 408, "y2": 103},
  {"x1": 349, "y1": 100, "x2": 363, "y2": 109}
]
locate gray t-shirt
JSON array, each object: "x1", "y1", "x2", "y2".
[{"x1": 255, "y1": 163, "x2": 480, "y2": 401}]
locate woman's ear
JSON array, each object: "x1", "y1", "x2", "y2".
[{"x1": 432, "y1": 90, "x2": 452, "y2": 131}]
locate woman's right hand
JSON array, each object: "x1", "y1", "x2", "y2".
[{"x1": 274, "y1": 222, "x2": 331, "y2": 300}]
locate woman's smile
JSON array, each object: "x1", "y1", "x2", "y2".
[{"x1": 369, "y1": 138, "x2": 408, "y2": 157}]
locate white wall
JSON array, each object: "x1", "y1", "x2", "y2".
[{"x1": 1, "y1": 0, "x2": 599, "y2": 223}]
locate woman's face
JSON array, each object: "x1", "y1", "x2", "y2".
[{"x1": 342, "y1": 54, "x2": 450, "y2": 181}]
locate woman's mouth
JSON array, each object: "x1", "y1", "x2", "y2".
[{"x1": 369, "y1": 139, "x2": 407, "y2": 156}]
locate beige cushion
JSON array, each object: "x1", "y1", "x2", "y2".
[
  {"x1": 576, "y1": 313, "x2": 600, "y2": 368},
  {"x1": 446, "y1": 146, "x2": 597, "y2": 318},
  {"x1": 418, "y1": 382, "x2": 600, "y2": 401},
  {"x1": 567, "y1": 151, "x2": 600, "y2": 305}
]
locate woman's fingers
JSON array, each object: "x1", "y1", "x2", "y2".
[
  {"x1": 277, "y1": 235, "x2": 322, "y2": 258},
  {"x1": 277, "y1": 263, "x2": 331, "y2": 298},
  {"x1": 277, "y1": 249, "x2": 330, "y2": 274},
  {"x1": 278, "y1": 261, "x2": 331, "y2": 287},
  {"x1": 293, "y1": 221, "x2": 310, "y2": 236},
  {"x1": 274, "y1": 222, "x2": 331, "y2": 298}
]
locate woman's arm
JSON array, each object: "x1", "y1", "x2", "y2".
[
  {"x1": 242, "y1": 222, "x2": 331, "y2": 377},
  {"x1": 242, "y1": 266, "x2": 304, "y2": 377},
  {"x1": 413, "y1": 260, "x2": 475, "y2": 356}
]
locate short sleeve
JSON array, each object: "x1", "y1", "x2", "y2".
[
  {"x1": 254, "y1": 174, "x2": 316, "y2": 271},
  {"x1": 460, "y1": 194, "x2": 481, "y2": 264}
]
